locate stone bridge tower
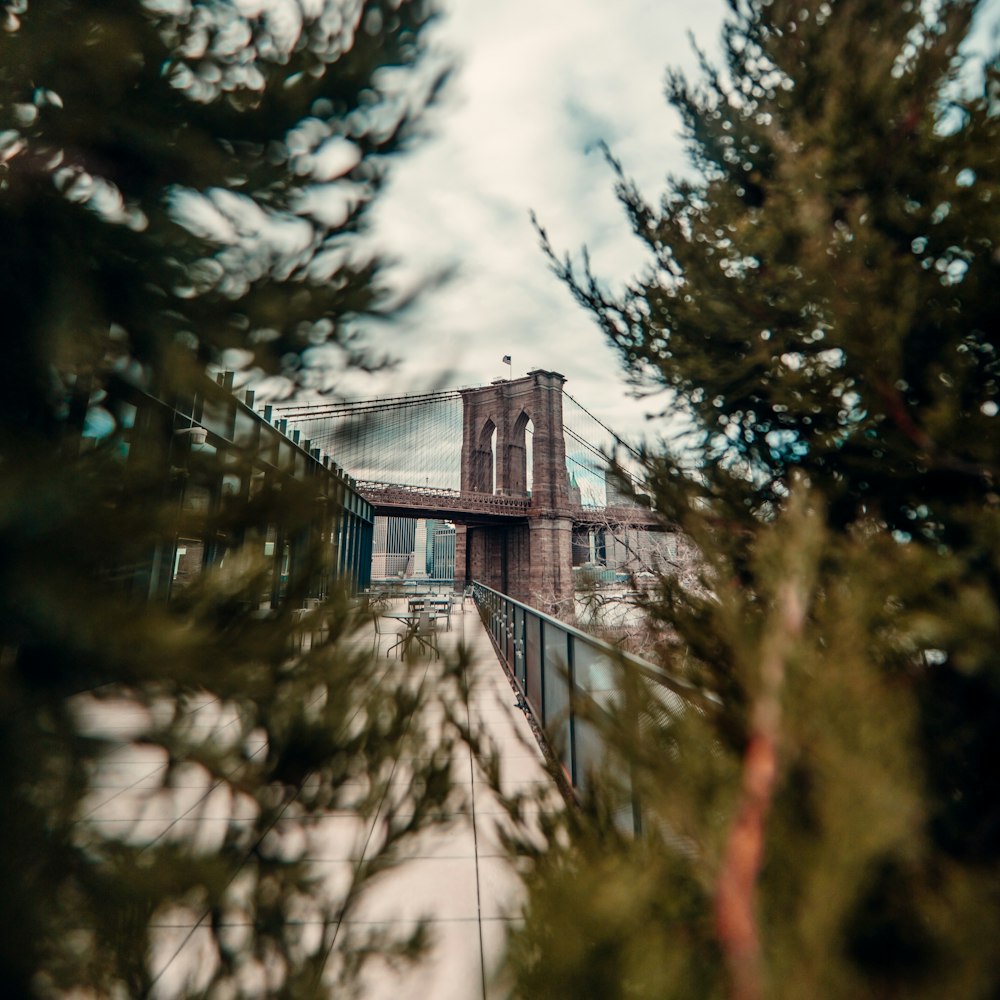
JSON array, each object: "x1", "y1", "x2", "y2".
[{"x1": 456, "y1": 370, "x2": 575, "y2": 616}]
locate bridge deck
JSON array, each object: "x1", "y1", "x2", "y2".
[
  {"x1": 359, "y1": 482, "x2": 665, "y2": 529},
  {"x1": 68, "y1": 604, "x2": 559, "y2": 999}
]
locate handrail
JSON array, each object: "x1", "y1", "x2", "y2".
[
  {"x1": 473, "y1": 581, "x2": 710, "y2": 705},
  {"x1": 471, "y1": 581, "x2": 717, "y2": 834}
]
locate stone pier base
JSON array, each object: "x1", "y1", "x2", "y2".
[
  {"x1": 465, "y1": 517, "x2": 574, "y2": 621},
  {"x1": 527, "y1": 516, "x2": 575, "y2": 620}
]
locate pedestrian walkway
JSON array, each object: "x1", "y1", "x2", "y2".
[{"x1": 69, "y1": 597, "x2": 561, "y2": 999}]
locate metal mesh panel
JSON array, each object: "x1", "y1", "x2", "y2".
[
  {"x1": 269, "y1": 390, "x2": 464, "y2": 490},
  {"x1": 267, "y1": 384, "x2": 652, "y2": 513},
  {"x1": 561, "y1": 391, "x2": 649, "y2": 509}
]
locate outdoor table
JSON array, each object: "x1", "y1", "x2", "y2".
[
  {"x1": 408, "y1": 596, "x2": 451, "y2": 612},
  {"x1": 359, "y1": 589, "x2": 390, "y2": 612},
  {"x1": 388, "y1": 612, "x2": 440, "y2": 657}
]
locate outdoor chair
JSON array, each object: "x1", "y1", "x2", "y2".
[
  {"x1": 407, "y1": 611, "x2": 439, "y2": 659},
  {"x1": 372, "y1": 611, "x2": 406, "y2": 659},
  {"x1": 369, "y1": 590, "x2": 391, "y2": 614}
]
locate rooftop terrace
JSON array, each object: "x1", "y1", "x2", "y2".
[{"x1": 69, "y1": 598, "x2": 561, "y2": 999}]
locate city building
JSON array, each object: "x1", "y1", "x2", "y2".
[
  {"x1": 431, "y1": 522, "x2": 457, "y2": 579},
  {"x1": 371, "y1": 516, "x2": 417, "y2": 580},
  {"x1": 370, "y1": 516, "x2": 457, "y2": 582}
]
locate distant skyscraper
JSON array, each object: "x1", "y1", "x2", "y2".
[
  {"x1": 431, "y1": 523, "x2": 456, "y2": 580},
  {"x1": 424, "y1": 518, "x2": 442, "y2": 575},
  {"x1": 371, "y1": 516, "x2": 416, "y2": 579},
  {"x1": 370, "y1": 516, "x2": 456, "y2": 581},
  {"x1": 412, "y1": 519, "x2": 429, "y2": 578}
]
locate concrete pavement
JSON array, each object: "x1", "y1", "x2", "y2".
[{"x1": 69, "y1": 598, "x2": 561, "y2": 999}]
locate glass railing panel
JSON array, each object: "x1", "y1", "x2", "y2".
[
  {"x1": 540, "y1": 623, "x2": 564, "y2": 725},
  {"x1": 525, "y1": 612, "x2": 542, "y2": 715},
  {"x1": 542, "y1": 629, "x2": 572, "y2": 776},
  {"x1": 514, "y1": 605, "x2": 525, "y2": 689},
  {"x1": 574, "y1": 639, "x2": 620, "y2": 714},
  {"x1": 571, "y1": 641, "x2": 620, "y2": 799},
  {"x1": 572, "y1": 712, "x2": 601, "y2": 796},
  {"x1": 494, "y1": 598, "x2": 503, "y2": 660},
  {"x1": 504, "y1": 598, "x2": 515, "y2": 667},
  {"x1": 471, "y1": 582, "x2": 676, "y2": 835}
]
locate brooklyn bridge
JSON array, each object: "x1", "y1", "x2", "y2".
[{"x1": 264, "y1": 369, "x2": 665, "y2": 614}]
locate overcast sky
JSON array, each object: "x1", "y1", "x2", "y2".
[
  {"x1": 231, "y1": 0, "x2": 998, "y2": 448},
  {"x1": 329, "y1": 0, "x2": 730, "y2": 443}
]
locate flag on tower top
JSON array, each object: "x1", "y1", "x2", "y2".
[{"x1": 502, "y1": 355, "x2": 511, "y2": 365}]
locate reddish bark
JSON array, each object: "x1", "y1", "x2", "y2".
[
  {"x1": 715, "y1": 575, "x2": 808, "y2": 1000},
  {"x1": 714, "y1": 732, "x2": 779, "y2": 1000}
]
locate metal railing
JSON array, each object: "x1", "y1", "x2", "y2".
[
  {"x1": 358, "y1": 482, "x2": 532, "y2": 517},
  {"x1": 472, "y1": 582, "x2": 706, "y2": 834},
  {"x1": 357, "y1": 482, "x2": 664, "y2": 527}
]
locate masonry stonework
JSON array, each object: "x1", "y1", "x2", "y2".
[{"x1": 458, "y1": 371, "x2": 575, "y2": 616}]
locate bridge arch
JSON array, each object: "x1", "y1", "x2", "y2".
[
  {"x1": 459, "y1": 370, "x2": 574, "y2": 615},
  {"x1": 267, "y1": 370, "x2": 663, "y2": 621},
  {"x1": 507, "y1": 409, "x2": 532, "y2": 496},
  {"x1": 470, "y1": 416, "x2": 497, "y2": 494}
]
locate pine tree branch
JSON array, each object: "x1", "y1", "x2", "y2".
[{"x1": 714, "y1": 490, "x2": 817, "y2": 1000}]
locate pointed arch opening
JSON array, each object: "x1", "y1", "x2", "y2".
[
  {"x1": 508, "y1": 410, "x2": 533, "y2": 496},
  {"x1": 525, "y1": 417, "x2": 533, "y2": 495},
  {"x1": 472, "y1": 417, "x2": 496, "y2": 494}
]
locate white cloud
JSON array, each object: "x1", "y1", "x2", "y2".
[{"x1": 353, "y1": 0, "x2": 729, "y2": 443}]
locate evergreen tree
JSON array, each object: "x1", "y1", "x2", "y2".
[
  {"x1": 519, "y1": 2, "x2": 1000, "y2": 997},
  {"x1": 0, "y1": 2, "x2": 454, "y2": 997}
]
